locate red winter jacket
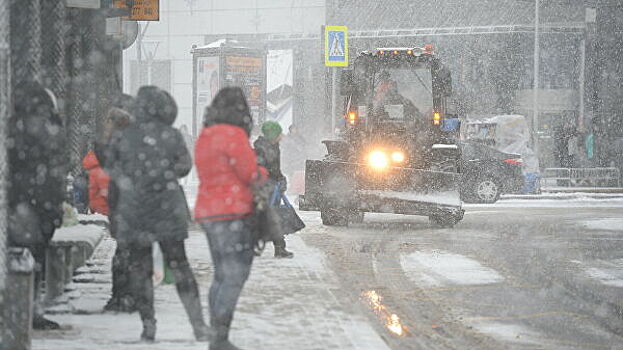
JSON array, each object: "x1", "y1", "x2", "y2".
[
  {"x1": 82, "y1": 151, "x2": 110, "y2": 216},
  {"x1": 194, "y1": 124, "x2": 268, "y2": 222}
]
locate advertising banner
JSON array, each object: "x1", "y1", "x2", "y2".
[
  {"x1": 267, "y1": 50, "x2": 293, "y2": 130},
  {"x1": 195, "y1": 56, "x2": 220, "y2": 134},
  {"x1": 224, "y1": 56, "x2": 263, "y2": 123}
]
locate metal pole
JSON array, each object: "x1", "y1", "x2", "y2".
[
  {"x1": 0, "y1": 0, "x2": 11, "y2": 334},
  {"x1": 331, "y1": 67, "x2": 337, "y2": 136},
  {"x1": 579, "y1": 37, "x2": 586, "y2": 131},
  {"x1": 10, "y1": 0, "x2": 41, "y2": 88},
  {"x1": 40, "y1": 0, "x2": 66, "y2": 117},
  {"x1": 532, "y1": 0, "x2": 540, "y2": 165}
]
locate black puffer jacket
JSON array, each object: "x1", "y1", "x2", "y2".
[
  {"x1": 108, "y1": 86, "x2": 192, "y2": 246},
  {"x1": 7, "y1": 83, "x2": 67, "y2": 245},
  {"x1": 253, "y1": 136, "x2": 286, "y2": 187}
]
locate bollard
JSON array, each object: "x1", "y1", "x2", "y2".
[
  {"x1": 44, "y1": 245, "x2": 66, "y2": 305},
  {"x1": 62, "y1": 245, "x2": 74, "y2": 286},
  {"x1": 3, "y1": 247, "x2": 35, "y2": 350}
]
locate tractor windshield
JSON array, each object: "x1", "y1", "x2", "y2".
[{"x1": 367, "y1": 66, "x2": 433, "y2": 123}]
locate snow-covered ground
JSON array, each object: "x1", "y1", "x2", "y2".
[
  {"x1": 400, "y1": 250, "x2": 504, "y2": 287},
  {"x1": 466, "y1": 197, "x2": 623, "y2": 209},
  {"x1": 33, "y1": 230, "x2": 389, "y2": 350}
]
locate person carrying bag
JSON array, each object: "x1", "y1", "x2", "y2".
[{"x1": 253, "y1": 184, "x2": 305, "y2": 255}]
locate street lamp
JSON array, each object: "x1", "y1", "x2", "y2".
[{"x1": 533, "y1": 0, "x2": 540, "y2": 161}]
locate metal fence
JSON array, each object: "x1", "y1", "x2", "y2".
[
  {"x1": 0, "y1": 0, "x2": 10, "y2": 337},
  {"x1": 542, "y1": 167, "x2": 622, "y2": 188}
]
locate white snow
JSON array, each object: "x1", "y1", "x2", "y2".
[
  {"x1": 33, "y1": 231, "x2": 390, "y2": 350},
  {"x1": 582, "y1": 218, "x2": 623, "y2": 232},
  {"x1": 432, "y1": 144, "x2": 458, "y2": 149},
  {"x1": 360, "y1": 189, "x2": 462, "y2": 207},
  {"x1": 469, "y1": 322, "x2": 544, "y2": 345},
  {"x1": 400, "y1": 250, "x2": 504, "y2": 287},
  {"x1": 466, "y1": 197, "x2": 623, "y2": 209},
  {"x1": 77, "y1": 213, "x2": 109, "y2": 223},
  {"x1": 584, "y1": 259, "x2": 623, "y2": 288},
  {"x1": 51, "y1": 224, "x2": 105, "y2": 247}
]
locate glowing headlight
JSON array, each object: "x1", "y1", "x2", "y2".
[
  {"x1": 391, "y1": 151, "x2": 405, "y2": 163},
  {"x1": 368, "y1": 151, "x2": 389, "y2": 170}
]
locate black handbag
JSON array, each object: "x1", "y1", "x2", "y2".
[
  {"x1": 253, "y1": 184, "x2": 285, "y2": 249},
  {"x1": 272, "y1": 193, "x2": 305, "y2": 236}
]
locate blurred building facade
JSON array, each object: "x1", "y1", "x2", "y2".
[
  {"x1": 328, "y1": 0, "x2": 623, "y2": 169},
  {"x1": 125, "y1": 0, "x2": 326, "y2": 132}
]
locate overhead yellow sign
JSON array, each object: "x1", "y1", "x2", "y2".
[
  {"x1": 325, "y1": 25, "x2": 348, "y2": 67},
  {"x1": 115, "y1": 0, "x2": 159, "y2": 21}
]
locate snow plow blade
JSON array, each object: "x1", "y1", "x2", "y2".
[{"x1": 300, "y1": 160, "x2": 463, "y2": 223}]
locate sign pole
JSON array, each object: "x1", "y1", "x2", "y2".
[
  {"x1": 331, "y1": 67, "x2": 337, "y2": 135},
  {"x1": 324, "y1": 25, "x2": 348, "y2": 137}
]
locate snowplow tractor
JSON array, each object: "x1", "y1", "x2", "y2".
[{"x1": 299, "y1": 46, "x2": 464, "y2": 227}]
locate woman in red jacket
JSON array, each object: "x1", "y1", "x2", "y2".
[{"x1": 195, "y1": 87, "x2": 267, "y2": 350}]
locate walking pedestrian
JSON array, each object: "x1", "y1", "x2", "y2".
[
  {"x1": 7, "y1": 82, "x2": 68, "y2": 330},
  {"x1": 254, "y1": 121, "x2": 294, "y2": 258},
  {"x1": 107, "y1": 86, "x2": 209, "y2": 341},
  {"x1": 96, "y1": 104, "x2": 136, "y2": 312},
  {"x1": 195, "y1": 87, "x2": 268, "y2": 350}
]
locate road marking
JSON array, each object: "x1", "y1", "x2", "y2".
[
  {"x1": 574, "y1": 258, "x2": 623, "y2": 287},
  {"x1": 586, "y1": 264, "x2": 623, "y2": 287},
  {"x1": 400, "y1": 251, "x2": 504, "y2": 287},
  {"x1": 583, "y1": 218, "x2": 623, "y2": 232}
]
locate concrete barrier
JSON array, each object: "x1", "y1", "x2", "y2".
[
  {"x1": 3, "y1": 248, "x2": 35, "y2": 350},
  {"x1": 44, "y1": 224, "x2": 105, "y2": 305}
]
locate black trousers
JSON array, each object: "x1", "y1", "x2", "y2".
[
  {"x1": 111, "y1": 242, "x2": 131, "y2": 301},
  {"x1": 127, "y1": 240, "x2": 205, "y2": 329}
]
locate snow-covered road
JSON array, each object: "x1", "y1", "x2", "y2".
[{"x1": 33, "y1": 197, "x2": 623, "y2": 349}]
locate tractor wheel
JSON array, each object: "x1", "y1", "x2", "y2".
[
  {"x1": 321, "y1": 209, "x2": 349, "y2": 226},
  {"x1": 429, "y1": 214, "x2": 461, "y2": 228},
  {"x1": 349, "y1": 211, "x2": 365, "y2": 224}
]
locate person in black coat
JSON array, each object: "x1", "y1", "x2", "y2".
[
  {"x1": 107, "y1": 86, "x2": 209, "y2": 342},
  {"x1": 254, "y1": 121, "x2": 294, "y2": 258},
  {"x1": 96, "y1": 103, "x2": 134, "y2": 312},
  {"x1": 7, "y1": 82, "x2": 68, "y2": 330}
]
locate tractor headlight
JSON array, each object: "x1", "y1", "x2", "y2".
[
  {"x1": 391, "y1": 151, "x2": 406, "y2": 163},
  {"x1": 368, "y1": 150, "x2": 389, "y2": 170}
]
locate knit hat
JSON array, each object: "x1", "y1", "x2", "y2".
[{"x1": 261, "y1": 121, "x2": 283, "y2": 141}]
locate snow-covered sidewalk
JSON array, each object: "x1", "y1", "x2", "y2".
[{"x1": 33, "y1": 229, "x2": 389, "y2": 350}]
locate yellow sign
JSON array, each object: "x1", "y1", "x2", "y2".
[
  {"x1": 325, "y1": 25, "x2": 348, "y2": 67},
  {"x1": 115, "y1": 0, "x2": 159, "y2": 21}
]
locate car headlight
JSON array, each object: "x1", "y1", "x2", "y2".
[{"x1": 368, "y1": 150, "x2": 389, "y2": 170}]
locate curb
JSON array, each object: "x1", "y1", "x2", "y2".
[{"x1": 501, "y1": 193, "x2": 623, "y2": 200}]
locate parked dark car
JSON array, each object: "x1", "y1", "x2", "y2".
[{"x1": 460, "y1": 142, "x2": 524, "y2": 203}]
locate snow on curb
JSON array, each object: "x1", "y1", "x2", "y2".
[{"x1": 582, "y1": 218, "x2": 623, "y2": 232}]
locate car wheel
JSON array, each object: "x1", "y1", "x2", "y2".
[
  {"x1": 474, "y1": 177, "x2": 501, "y2": 203},
  {"x1": 321, "y1": 209, "x2": 349, "y2": 226}
]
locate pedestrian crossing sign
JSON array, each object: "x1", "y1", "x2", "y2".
[{"x1": 325, "y1": 25, "x2": 348, "y2": 67}]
